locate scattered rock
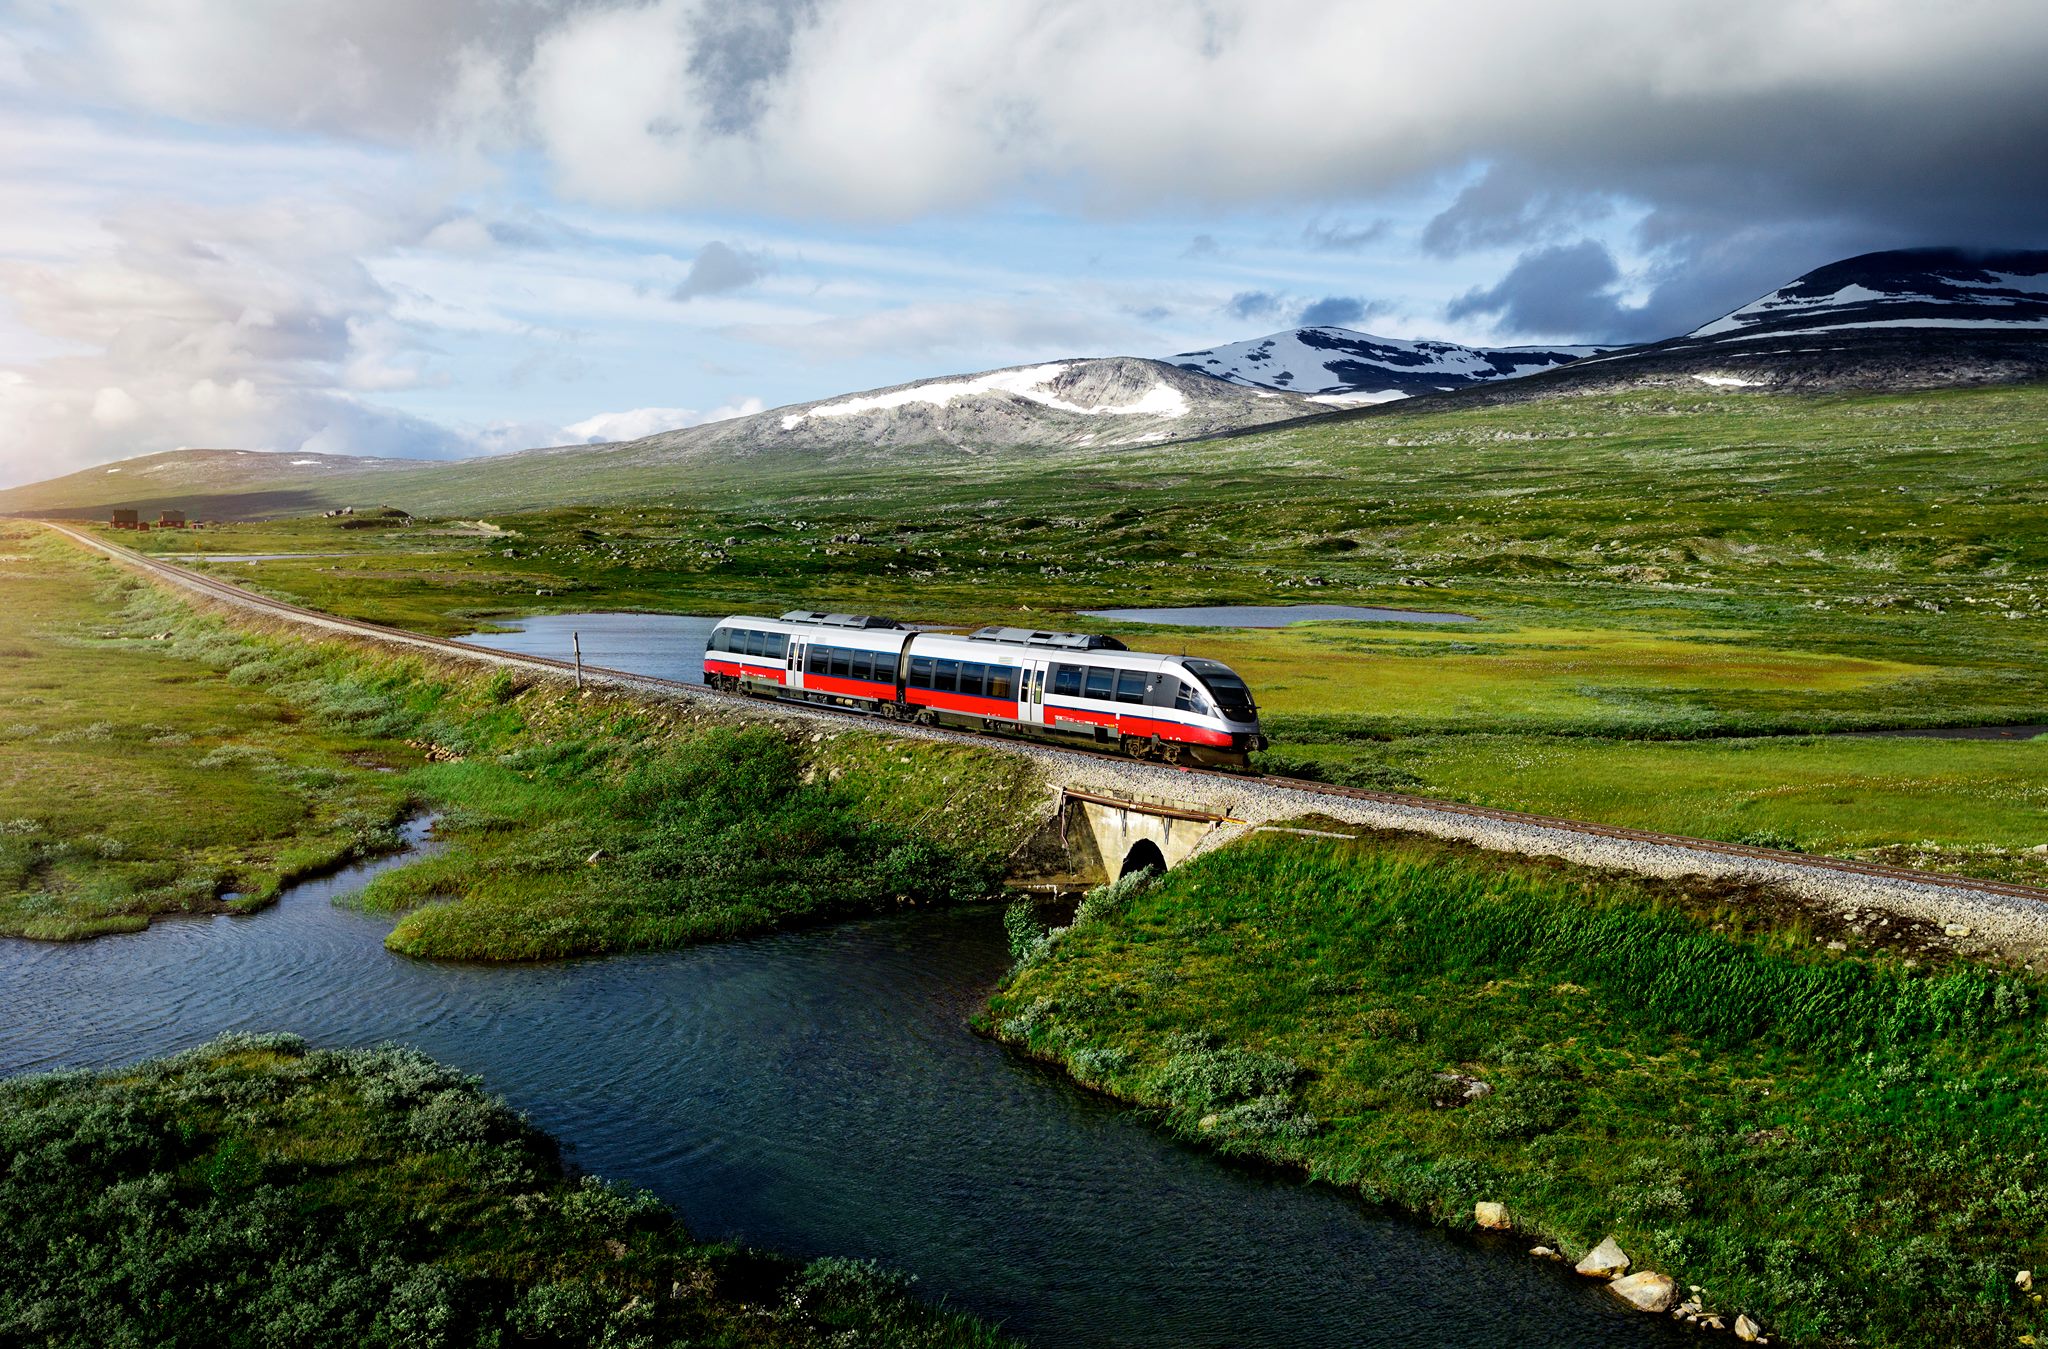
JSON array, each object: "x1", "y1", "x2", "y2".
[
  {"x1": 1735, "y1": 1313, "x2": 1763, "y2": 1341},
  {"x1": 1607, "y1": 1271, "x2": 1676, "y2": 1313},
  {"x1": 1575, "y1": 1235, "x2": 1630, "y2": 1278},
  {"x1": 586, "y1": 849, "x2": 606, "y2": 865},
  {"x1": 1945, "y1": 923, "x2": 1973, "y2": 938},
  {"x1": 1432, "y1": 1070, "x2": 1493, "y2": 1106},
  {"x1": 1474, "y1": 1201, "x2": 1510, "y2": 1230},
  {"x1": 2019, "y1": 1270, "x2": 2035, "y2": 1292},
  {"x1": 1529, "y1": 1246, "x2": 1557, "y2": 1259}
]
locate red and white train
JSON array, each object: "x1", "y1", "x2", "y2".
[{"x1": 703, "y1": 610, "x2": 1268, "y2": 767}]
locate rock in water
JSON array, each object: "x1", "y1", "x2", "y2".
[
  {"x1": 1575, "y1": 1235, "x2": 1631, "y2": 1278},
  {"x1": 1474, "y1": 1201, "x2": 1510, "y2": 1230},
  {"x1": 1606, "y1": 1271, "x2": 1676, "y2": 1313},
  {"x1": 1735, "y1": 1314, "x2": 1763, "y2": 1342}
]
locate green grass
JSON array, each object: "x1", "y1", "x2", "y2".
[
  {"x1": 11, "y1": 523, "x2": 1037, "y2": 957},
  {"x1": 988, "y1": 830, "x2": 2048, "y2": 1347},
  {"x1": 1257, "y1": 731, "x2": 2048, "y2": 886},
  {"x1": 0, "y1": 523, "x2": 418, "y2": 938},
  {"x1": 0, "y1": 1033, "x2": 1008, "y2": 1347}
]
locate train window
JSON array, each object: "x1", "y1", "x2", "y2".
[
  {"x1": 958, "y1": 663, "x2": 985, "y2": 698},
  {"x1": 708, "y1": 628, "x2": 729, "y2": 653},
  {"x1": 986, "y1": 666, "x2": 1013, "y2": 700},
  {"x1": 827, "y1": 648, "x2": 849, "y2": 678},
  {"x1": 1052, "y1": 664, "x2": 1082, "y2": 697},
  {"x1": 1084, "y1": 667, "x2": 1114, "y2": 700},
  {"x1": 852, "y1": 650, "x2": 875, "y2": 682},
  {"x1": 909, "y1": 655, "x2": 934, "y2": 688},
  {"x1": 935, "y1": 659, "x2": 960, "y2": 693},
  {"x1": 1115, "y1": 670, "x2": 1148, "y2": 704},
  {"x1": 1185, "y1": 659, "x2": 1256, "y2": 715},
  {"x1": 768, "y1": 632, "x2": 789, "y2": 660},
  {"x1": 1174, "y1": 680, "x2": 1208, "y2": 713}
]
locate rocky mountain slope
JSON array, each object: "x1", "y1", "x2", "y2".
[
  {"x1": 0, "y1": 448, "x2": 415, "y2": 518},
  {"x1": 1170, "y1": 327, "x2": 1600, "y2": 400},
  {"x1": 1453, "y1": 248, "x2": 2048, "y2": 403}
]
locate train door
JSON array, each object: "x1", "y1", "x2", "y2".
[
  {"x1": 1023, "y1": 659, "x2": 1049, "y2": 727},
  {"x1": 787, "y1": 637, "x2": 805, "y2": 691}
]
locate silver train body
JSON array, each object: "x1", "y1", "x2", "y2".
[{"x1": 703, "y1": 610, "x2": 1268, "y2": 767}]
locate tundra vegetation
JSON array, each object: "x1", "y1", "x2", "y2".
[
  {"x1": 988, "y1": 830, "x2": 2048, "y2": 1348},
  {"x1": 0, "y1": 1033, "x2": 1008, "y2": 1348},
  {"x1": 116, "y1": 383, "x2": 2048, "y2": 881},
  {"x1": 0, "y1": 525, "x2": 1023, "y2": 951}
]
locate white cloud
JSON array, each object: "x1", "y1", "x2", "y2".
[
  {"x1": 728, "y1": 300, "x2": 1143, "y2": 361},
  {"x1": 565, "y1": 397, "x2": 764, "y2": 443}
]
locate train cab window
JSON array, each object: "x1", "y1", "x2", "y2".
[
  {"x1": 1052, "y1": 664, "x2": 1083, "y2": 698},
  {"x1": 1114, "y1": 670, "x2": 1148, "y2": 704},
  {"x1": 910, "y1": 655, "x2": 934, "y2": 688},
  {"x1": 935, "y1": 659, "x2": 960, "y2": 693},
  {"x1": 1083, "y1": 667, "x2": 1114, "y2": 701},
  {"x1": 958, "y1": 663, "x2": 985, "y2": 698},
  {"x1": 986, "y1": 666, "x2": 1014, "y2": 700},
  {"x1": 1174, "y1": 680, "x2": 1209, "y2": 714}
]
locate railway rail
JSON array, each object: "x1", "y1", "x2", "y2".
[{"x1": 42, "y1": 520, "x2": 2048, "y2": 914}]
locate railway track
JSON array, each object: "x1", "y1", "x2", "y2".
[{"x1": 43, "y1": 520, "x2": 2048, "y2": 913}]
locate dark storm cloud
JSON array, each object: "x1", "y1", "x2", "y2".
[
  {"x1": 1446, "y1": 241, "x2": 1660, "y2": 343},
  {"x1": 685, "y1": 0, "x2": 817, "y2": 135},
  {"x1": 1224, "y1": 291, "x2": 1283, "y2": 321},
  {"x1": 672, "y1": 241, "x2": 770, "y2": 301},
  {"x1": 1297, "y1": 296, "x2": 1381, "y2": 328},
  {"x1": 1421, "y1": 167, "x2": 1609, "y2": 257}
]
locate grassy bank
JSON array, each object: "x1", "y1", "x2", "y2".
[
  {"x1": 9, "y1": 525, "x2": 1034, "y2": 955},
  {"x1": 0, "y1": 1033, "x2": 1007, "y2": 1347},
  {"x1": 988, "y1": 831, "x2": 2048, "y2": 1346},
  {"x1": 0, "y1": 523, "x2": 420, "y2": 938}
]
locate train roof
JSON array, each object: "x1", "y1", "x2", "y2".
[
  {"x1": 780, "y1": 610, "x2": 905, "y2": 630},
  {"x1": 966, "y1": 626, "x2": 1127, "y2": 652}
]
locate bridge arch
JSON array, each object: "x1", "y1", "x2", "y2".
[{"x1": 1119, "y1": 838, "x2": 1167, "y2": 881}]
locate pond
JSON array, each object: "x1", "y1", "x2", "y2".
[
  {"x1": 1082, "y1": 603, "x2": 1475, "y2": 627},
  {"x1": 0, "y1": 830, "x2": 1679, "y2": 1348},
  {"x1": 458, "y1": 610, "x2": 725, "y2": 682}
]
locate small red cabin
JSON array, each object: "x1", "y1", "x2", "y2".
[
  {"x1": 158, "y1": 510, "x2": 186, "y2": 528},
  {"x1": 110, "y1": 509, "x2": 138, "y2": 529}
]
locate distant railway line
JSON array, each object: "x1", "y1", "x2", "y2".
[{"x1": 44, "y1": 520, "x2": 2048, "y2": 954}]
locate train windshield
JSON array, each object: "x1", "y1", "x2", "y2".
[{"x1": 1182, "y1": 659, "x2": 1257, "y2": 718}]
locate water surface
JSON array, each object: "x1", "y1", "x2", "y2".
[
  {"x1": 459, "y1": 610, "x2": 723, "y2": 682},
  {"x1": 1, "y1": 836, "x2": 1677, "y2": 1348}
]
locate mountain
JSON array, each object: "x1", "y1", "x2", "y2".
[
  {"x1": 1169, "y1": 326, "x2": 1601, "y2": 400},
  {"x1": 566, "y1": 357, "x2": 1323, "y2": 466},
  {"x1": 1, "y1": 359, "x2": 1325, "y2": 519},
  {"x1": 1457, "y1": 248, "x2": 2048, "y2": 402}
]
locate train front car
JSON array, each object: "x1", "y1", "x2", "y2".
[{"x1": 968, "y1": 626, "x2": 1268, "y2": 768}]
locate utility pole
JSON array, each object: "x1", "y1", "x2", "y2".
[{"x1": 573, "y1": 631, "x2": 583, "y2": 691}]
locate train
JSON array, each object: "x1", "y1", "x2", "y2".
[{"x1": 703, "y1": 610, "x2": 1268, "y2": 767}]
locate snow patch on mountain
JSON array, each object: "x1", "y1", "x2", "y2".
[
  {"x1": 1686, "y1": 249, "x2": 2048, "y2": 344},
  {"x1": 781, "y1": 362, "x2": 1190, "y2": 429},
  {"x1": 1170, "y1": 326, "x2": 1600, "y2": 398}
]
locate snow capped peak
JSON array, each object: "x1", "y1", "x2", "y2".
[
  {"x1": 1685, "y1": 248, "x2": 2048, "y2": 344},
  {"x1": 1169, "y1": 326, "x2": 1601, "y2": 399},
  {"x1": 779, "y1": 361, "x2": 1191, "y2": 430}
]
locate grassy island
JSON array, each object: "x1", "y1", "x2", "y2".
[
  {"x1": 989, "y1": 830, "x2": 2048, "y2": 1347},
  {"x1": 0, "y1": 1034, "x2": 1006, "y2": 1347}
]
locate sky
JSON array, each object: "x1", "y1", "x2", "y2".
[{"x1": 2, "y1": 0, "x2": 2045, "y2": 488}]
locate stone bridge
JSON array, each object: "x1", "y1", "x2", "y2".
[{"x1": 1008, "y1": 787, "x2": 1240, "y2": 892}]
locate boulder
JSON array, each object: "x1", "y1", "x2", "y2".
[
  {"x1": 1606, "y1": 1271, "x2": 1676, "y2": 1313},
  {"x1": 1474, "y1": 1201, "x2": 1511, "y2": 1230},
  {"x1": 2019, "y1": 1270, "x2": 2035, "y2": 1293},
  {"x1": 1575, "y1": 1235, "x2": 1630, "y2": 1278},
  {"x1": 1735, "y1": 1314, "x2": 1763, "y2": 1342}
]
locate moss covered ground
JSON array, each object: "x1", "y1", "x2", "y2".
[
  {"x1": 0, "y1": 1033, "x2": 1007, "y2": 1347},
  {"x1": 987, "y1": 830, "x2": 2048, "y2": 1347}
]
